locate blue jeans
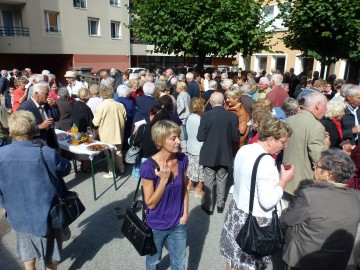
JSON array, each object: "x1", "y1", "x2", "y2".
[{"x1": 146, "y1": 223, "x2": 187, "y2": 270}]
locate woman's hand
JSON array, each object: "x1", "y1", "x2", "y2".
[
  {"x1": 155, "y1": 163, "x2": 171, "y2": 184},
  {"x1": 179, "y1": 212, "x2": 188, "y2": 224},
  {"x1": 278, "y1": 164, "x2": 295, "y2": 190}
]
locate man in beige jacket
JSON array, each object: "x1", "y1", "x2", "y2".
[{"x1": 282, "y1": 91, "x2": 330, "y2": 200}]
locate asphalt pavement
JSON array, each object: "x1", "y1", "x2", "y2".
[{"x1": 0, "y1": 160, "x2": 233, "y2": 270}]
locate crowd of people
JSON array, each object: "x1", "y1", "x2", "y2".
[{"x1": 1, "y1": 65, "x2": 360, "y2": 270}]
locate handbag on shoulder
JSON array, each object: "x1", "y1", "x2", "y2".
[
  {"x1": 125, "y1": 125, "x2": 145, "y2": 164},
  {"x1": 236, "y1": 153, "x2": 285, "y2": 257},
  {"x1": 121, "y1": 176, "x2": 157, "y2": 256},
  {"x1": 41, "y1": 148, "x2": 85, "y2": 229}
]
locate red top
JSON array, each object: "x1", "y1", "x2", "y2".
[
  {"x1": 12, "y1": 88, "x2": 26, "y2": 111},
  {"x1": 332, "y1": 118, "x2": 343, "y2": 140},
  {"x1": 265, "y1": 86, "x2": 289, "y2": 107}
]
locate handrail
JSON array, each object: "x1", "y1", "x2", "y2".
[{"x1": 0, "y1": 27, "x2": 30, "y2": 37}]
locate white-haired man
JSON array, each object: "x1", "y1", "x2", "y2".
[
  {"x1": 341, "y1": 84, "x2": 360, "y2": 145},
  {"x1": 186, "y1": 72, "x2": 199, "y2": 98},
  {"x1": 240, "y1": 83, "x2": 255, "y2": 115},
  {"x1": 266, "y1": 73, "x2": 289, "y2": 107},
  {"x1": 0, "y1": 70, "x2": 9, "y2": 95},
  {"x1": 254, "y1": 77, "x2": 271, "y2": 101},
  {"x1": 110, "y1": 68, "x2": 122, "y2": 90},
  {"x1": 202, "y1": 80, "x2": 217, "y2": 111},
  {"x1": 283, "y1": 91, "x2": 330, "y2": 200},
  {"x1": 197, "y1": 92, "x2": 240, "y2": 215},
  {"x1": 18, "y1": 81, "x2": 60, "y2": 148}
]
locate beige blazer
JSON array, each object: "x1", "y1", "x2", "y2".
[
  {"x1": 92, "y1": 99, "x2": 126, "y2": 145},
  {"x1": 281, "y1": 183, "x2": 360, "y2": 270},
  {"x1": 283, "y1": 110, "x2": 328, "y2": 195}
]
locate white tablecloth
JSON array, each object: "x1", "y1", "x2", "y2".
[{"x1": 56, "y1": 129, "x2": 115, "y2": 160}]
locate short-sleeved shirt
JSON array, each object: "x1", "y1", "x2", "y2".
[{"x1": 140, "y1": 153, "x2": 188, "y2": 230}]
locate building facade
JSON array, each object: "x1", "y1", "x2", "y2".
[
  {"x1": 0, "y1": 0, "x2": 130, "y2": 83},
  {"x1": 239, "y1": 1, "x2": 350, "y2": 80}
]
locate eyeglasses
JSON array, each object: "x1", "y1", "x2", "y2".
[{"x1": 276, "y1": 139, "x2": 287, "y2": 147}]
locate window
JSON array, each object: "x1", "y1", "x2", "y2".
[
  {"x1": 74, "y1": 0, "x2": 86, "y2": 9},
  {"x1": 111, "y1": 21, "x2": 121, "y2": 39},
  {"x1": 264, "y1": 5, "x2": 275, "y2": 23},
  {"x1": 44, "y1": 11, "x2": 60, "y2": 33},
  {"x1": 110, "y1": 0, "x2": 121, "y2": 7},
  {"x1": 88, "y1": 18, "x2": 100, "y2": 36}
]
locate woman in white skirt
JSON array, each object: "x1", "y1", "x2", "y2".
[
  {"x1": 220, "y1": 117, "x2": 294, "y2": 270},
  {"x1": 186, "y1": 97, "x2": 205, "y2": 198}
]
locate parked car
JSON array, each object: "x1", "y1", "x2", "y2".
[
  {"x1": 217, "y1": 65, "x2": 232, "y2": 73},
  {"x1": 125, "y1": 67, "x2": 146, "y2": 74}
]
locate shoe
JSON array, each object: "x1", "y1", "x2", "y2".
[
  {"x1": 201, "y1": 205, "x2": 213, "y2": 215},
  {"x1": 229, "y1": 185, "x2": 234, "y2": 194},
  {"x1": 194, "y1": 190, "x2": 204, "y2": 198},
  {"x1": 217, "y1": 206, "x2": 224, "y2": 213},
  {"x1": 103, "y1": 173, "x2": 115, "y2": 179}
]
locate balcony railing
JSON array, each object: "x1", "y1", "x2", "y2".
[
  {"x1": 0, "y1": 27, "x2": 30, "y2": 37},
  {"x1": 45, "y1": 27, "x2": 61, "y2": 34}
]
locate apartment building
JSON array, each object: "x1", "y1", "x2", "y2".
[
  {"x1": 239, "y1": 1, "x2": 348, "y2": 80},
  {"x1": 0, "y1": 0, "x2": 130, "y2": 82}
]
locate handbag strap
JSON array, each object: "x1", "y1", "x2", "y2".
[
  {"x1": 40, "y1": 147, "x2": 61, "y2": 200},
  {"x1": 248, "y1": 153, "x2": 271, "y2": 214},
  {"x1": 132, "y1": 124, "x2": 146, "y2": 148}
]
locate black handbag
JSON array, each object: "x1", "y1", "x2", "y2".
[
  {"x1": 40, "y1": 148, "x2": 85, "y2": 229},
  {"x1": 125, "y1": 126, "x2": 145, "y2": 164},
  {"x1": 236, "y1": 153, "x2": 285, "y2": 257},
  {"x1": 121, "y1": 176, "x2": 157, "y2": 256}
]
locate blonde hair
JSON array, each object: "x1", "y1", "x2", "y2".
[
  {"x1": 189, "y1": 97, "x2": 205, "y2": 115},
  {"x1": 252, "y1": 98, "x2": 273, "y2": 112},
  {"x1": 78, "y1": 87, "x2": 90, "y2": 101},
  {"x1": 9, "y1": 110, "x2": 35, "y2": 140},
  {"x1": 258, "y1": 117, "x2": 292, "y2": 141},
  {"x1": 151, "y1": 120, "x2": 181, "y2": 149},
  {"x1": 99, "y1": 85, "x2": 114, "y2": 99},
  {"x1": 89, "y1": 84, "x2": 100, "y2": 96},
  {"x1": 225, "y1": 89, "x2": 241, "y2": 101},
  {"x1": 177, "y1": 82, "x2": 187, "y2": 92}
]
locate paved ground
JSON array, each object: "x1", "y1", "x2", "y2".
[{"x1": 0, "y1": 160, "x2": 233, "y2": 270}]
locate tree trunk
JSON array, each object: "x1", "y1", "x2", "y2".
[{"x1": 195, "y1": 54, "x2": 206, "y2": 74}]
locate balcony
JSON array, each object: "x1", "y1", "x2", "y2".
[
  {"x1": 45, "y1": 27, "x2": 61, "y2": 34},
  {"x1": 0, "y1": 27, "x2": 29, "y2": 37}
]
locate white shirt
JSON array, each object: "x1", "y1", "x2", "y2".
[
  {"x1": 233, "y1": 143, "x2": 283, "y2": 218},
  {"x1": 67, "y1": 80, "x2": 85, "y2": 97}
]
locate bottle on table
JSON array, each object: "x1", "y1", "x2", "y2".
[
  {"x1": 87, "y1": 126, "x2": 94, "y2": 143},
  {"x1": 71, "y1": 123, "x2": 79, "y2": 145}
]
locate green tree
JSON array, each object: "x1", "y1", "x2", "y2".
[
  {"x1": 127, "y1": 0, "x2": 273, "y2": 71},
  {"x1": 278, "y1": 0, "x2": 360, "y2": 76}
]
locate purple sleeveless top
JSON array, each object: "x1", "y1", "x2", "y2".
[{"x1": 140, "y1": 153, "x2": 188, "y2": 230}]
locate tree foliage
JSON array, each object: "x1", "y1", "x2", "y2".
[
  {"x1": 278, "y1": 0, "x2": 360, "y2": 66},
  {"x1": 127, "y1": 0, "x2": 273, "y2": 69}
]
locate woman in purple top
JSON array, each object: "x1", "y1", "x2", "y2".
[{"x1": 140, "y1": 120, "x2": 189, "y2": 270}]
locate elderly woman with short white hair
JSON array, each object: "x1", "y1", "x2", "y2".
[
  {"x1": 132, "y1": 82, "x2": 157, "y2": 132},
  {"x1": 320, "y1": 98, "x2": 347, "y2": 148},
  {"x1": 115, "y1": 84, "x2": 135, "y2": 150}
]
